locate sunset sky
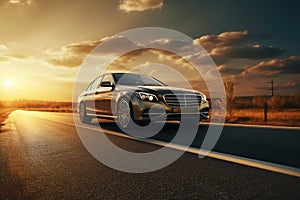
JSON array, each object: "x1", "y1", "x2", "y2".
[{"x1": 0, "y1": 0, "x2": 299, "y2": 100}]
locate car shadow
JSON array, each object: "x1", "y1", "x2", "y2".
[{"x1": 88, "y1": 119, "x2": 210, "y2": 147}]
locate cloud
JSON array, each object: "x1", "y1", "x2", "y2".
[
  {"x1": 44, "y1": 31, "x2": 283, "y2": 70},
  {"x1": 0, "y1": 45, "x2": 9, "y2": 61},
  {"x1": 252, "y1": 79, "x2": 300, "y2": 92},
  {"x1": 210, "y1": 45, "x2": 284, "y2": 65},
  {"x1": 148, "y1": 38, "x2": 195, "y2": 54},
  {"x1": 96, "y1": 36, "x2": 141, "y2": 54},
  {"x1": 211, "y1": 45, "x2": 284, "y2": 59},
  {"x1": 47, "y1": 55, "x2": 83, "y2": 68},
  {"x1": 63, "y1": 40, "x2": 101, "y2": 54},
  {"x1": 0, "y1": 57, "x2": 8, "y2": 62},
  {"x1": 194, "y1": 31, "x2": 249, "y2": 52},
  {"x1": 217, "y1": 64, "x2": 244, "y2": 75},
  {"x1": 0, "y1": 44, "x2": 28, "y2": 62},
  {"x1": 8, "y1": 0, "x2": 33, "y2": 5},
  {"x1": 105, "y1": 49, "x2": 149, "y2": 72},
  {"x1": 39, "y1": 29, "x2": 296, "y2": 93},
  {"x1": 244, "y1": 56, "x2": 300, "y2": 76},
  {"x1": 43, "y1": 39, "x2": 96, "y2": 68},
  {"x1": 285, "y1": 80, "x2": 297, "y2": 87},
  {"x1": 266, "y1": 80, "x2": 300, "y2": 91},
  {"x1": 0, "y1": 44, "x2": 9, "y2": 53},
  {"x1": 45, "y1": 36, "x2": 141, "y2": 67},
  {"x1": 119, "y1": 0, "x2": 163, "y2": 12},
  {"x1": 279, "y1": 80, "x2": 300, "y2": 90},
  {"x1": 194, "y1": 31, "x2": 284, "y2": 66}
]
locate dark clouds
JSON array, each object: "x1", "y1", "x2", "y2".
[
  {"x1": 192, "y1": 30, "x2": 300, "y2": 94},
  {"x1": 195, "y1": 31, "x2": 284, "y2": 66},
  {"x1": 210, "y1": 45, "x2": 284, "y2": 66},
  {"x1": 244, "y1": 56, "x2": 300, "y2": 76}
]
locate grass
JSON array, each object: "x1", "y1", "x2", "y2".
[
  {"x1": 23, "y1": 107, "x2": 75, "y2": 113},
  {"x1": 226, "y1": 108, "x2": 300, "y2": 127},
  {"x1": 0, "y1": 108, "x2": 15, "y2": 129}
]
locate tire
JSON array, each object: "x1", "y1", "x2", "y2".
[
  {"x1": 117, "y1": 98, "x2": 134, "y2": 129},
  {"x1": 79, "y1": 103, "x2": 92, "y2": 124}
]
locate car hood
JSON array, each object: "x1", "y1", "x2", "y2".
[{"x1": 115, "y1": 85, "x2": 202, "y2": 95}]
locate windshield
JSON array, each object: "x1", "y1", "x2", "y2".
[{"x1": 113, "y1": 73, "x2": 165, "y2": 86}]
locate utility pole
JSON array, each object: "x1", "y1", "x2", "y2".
[
  {"x1": 268, "y1": 80, "x2": 274, "y2": 97},
  {"x1": 265, "y1": 80, "x2": 274, "y2": 123}
]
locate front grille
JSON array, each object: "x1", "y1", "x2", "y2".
[{"x1": 163, "y1": 94, "x2": 201, "y2": 107}]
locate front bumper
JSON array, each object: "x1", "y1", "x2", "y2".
[{"x1": 131, "y1": 96, "x2": 210, "y2": 121}]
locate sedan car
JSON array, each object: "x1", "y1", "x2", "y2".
[{"x1": 78, "y1": 73, "x2": 209, "y2": 128}]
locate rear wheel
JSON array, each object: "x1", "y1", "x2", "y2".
[{"x1": 79, "y1": 103, "x2": 92, "y2": 124}]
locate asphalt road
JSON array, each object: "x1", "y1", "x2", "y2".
[{"x1": 0, "y1": 110, "x2": 300, "y2": 199}]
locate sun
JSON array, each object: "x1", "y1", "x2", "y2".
[{"x1": 3, "y1": 79, "x2": 13, "y2": 88}]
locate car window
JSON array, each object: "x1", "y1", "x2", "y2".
[
  {"x1": 141, "y1": 76, "x2": 165, "y2": 86},
  {"x1": 118, "y1": 74, "x2": 142, "y2": 85},
  {"x1": 114, "y1": 73, "x2": 164, "y2": 86},
  {"x1": 91, "y1": 76, "x2": 102, "y2": 90},
  {"x1": 86, "y1": 76, "x2": 102, "y2": 92},
  {"x1": 101, "y1": 74, "x2": 114, "y2": 86},
  {"x1": 85, "y1": 81, "x2": 94, "y2": 91}
]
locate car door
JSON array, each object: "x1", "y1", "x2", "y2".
[
  {"x1": 94, "y1": 74, "x2": 115, "y2": 116},
  {"x1": 84, "y1": 76, "x2": 102, "y2": 115}
]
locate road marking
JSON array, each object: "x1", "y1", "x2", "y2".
[
  {"x1": 202, "y1": 121, "x2": 300, "y2": 130},
  {"x1": 16, "y1": 110, "x2": 300, "y2": 178},
  {"x1": 75, "y1": 123, "x2": 300, "y2": 177}
]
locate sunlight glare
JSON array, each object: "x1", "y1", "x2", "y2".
[{"x1": 3, "y1": 79, "x2": 13, "y2": 88}]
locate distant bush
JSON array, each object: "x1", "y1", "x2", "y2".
[{"x1": 234, "y1": 94, "x2": 300, "y2": 109}]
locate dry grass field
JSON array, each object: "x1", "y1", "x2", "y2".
[
  {"x1": 0, "y1": 108, "x2": 15, "y2": 129},
  {"x1": 226, "y1": 108, "x2": 300, "y2": 127},
  {"x1": 1, "y1": 99, "x2": 299, "y2": 128},
  {"x1": 24, "y1": 107, "x2": 75, "y2": 113}
]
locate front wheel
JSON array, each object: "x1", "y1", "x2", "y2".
[
  {"x1": 79, "y1": 103, "x2": 92, "y2": 124},
  {"x1": 117, "y1": 98, "x2": 133, "y2": 129}
]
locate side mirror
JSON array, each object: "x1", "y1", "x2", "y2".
[{"x1": 100, "y1": 81, "x2": 113, "y2": 87}]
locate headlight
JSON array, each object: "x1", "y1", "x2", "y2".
[{"x1": 135, "y1": 92, "x2": 158, "y2": 102}]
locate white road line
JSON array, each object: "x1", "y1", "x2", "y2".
[
  {"x1": 202, "y1": 121, "x2": 300, "y2": 130},
  {"x1": 96, "y1": 127, "x2": 300, "y2": 178},
  {"x1": 15, "y1": 110, "x2": 300, "y2": 178}
]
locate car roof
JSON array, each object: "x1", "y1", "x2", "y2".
[
  {"x1": 102, "y1": 72, "x2": 145, "y2": 77},
  {"x1": 92, "y1": 72, "x2": 153, "y2": 83}
]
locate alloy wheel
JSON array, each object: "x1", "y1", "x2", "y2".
[{"x1": 117, "y1": 99, "x2": 131, "y2": 129}]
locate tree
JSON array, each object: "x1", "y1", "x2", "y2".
[{"x1": 224, "y1": 81, "x2": 235, "y2": 118}]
